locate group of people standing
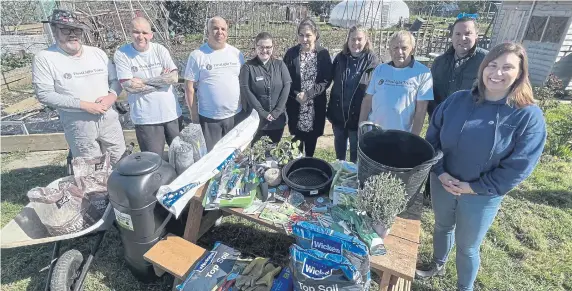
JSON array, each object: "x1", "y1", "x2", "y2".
[{"x1": 33, "y1": 9, "x2": 547, "y2": 291}]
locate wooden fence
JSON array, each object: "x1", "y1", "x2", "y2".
[{"x1": 1, "y1": 65, "x2": 33, "y2": 91}]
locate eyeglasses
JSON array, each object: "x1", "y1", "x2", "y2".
[
  {"x1": 257, "y1": 45, "x2": 273, "y2": 51},
  {"x1": 58, "y1": 27, "x2": 83, "y2": 35}
]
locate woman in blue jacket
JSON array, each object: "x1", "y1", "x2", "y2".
[{"x1": 417, "y1": 42, "x2": 547, "y2": 291}]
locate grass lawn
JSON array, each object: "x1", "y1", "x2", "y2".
[{"x1": 1, "y1": 148, "x2": 571, "y2": 291}]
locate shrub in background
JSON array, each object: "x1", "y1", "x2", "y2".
[{"x1": 544, "y1": 104, "x2": 572, "y2": 160}]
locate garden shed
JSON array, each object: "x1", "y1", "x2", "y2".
[
  {"x1": 490, "y1": 0, "x2": 572, "y2": 89},
  {"x1": 328, "y1": 0, "x2": 410, "y2": 29}
]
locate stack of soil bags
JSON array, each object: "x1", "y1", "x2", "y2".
[
  {"x1": 27, "y1": 153, "x2": 112, "y2": 236},
  {"x1": 289, "y1": 221, "x2": 371, "y2": 291}
]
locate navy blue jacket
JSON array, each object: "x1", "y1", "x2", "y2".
[
  {"x1": 428, "y1": 46, "x2": 488, "y2": 117},
  {"x1": 327, "y1": 51, "x2": 379, "y2": 130},
  {"x1": 426, "y1": 89, "x2": 546, "y2": 196}
]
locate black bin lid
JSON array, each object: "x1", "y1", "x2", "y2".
[{"x1": 116, "y1": 152, "x2": 162, "y2": 176}]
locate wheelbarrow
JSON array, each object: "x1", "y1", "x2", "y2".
[
  {"x1": 1, "y1": 176, "x2": 114, "y2": 291},
  {"x1": 1, "y1": 143, "x2": 135, "y2": 291}
]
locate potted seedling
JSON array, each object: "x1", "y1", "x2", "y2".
[
  {"x1": 247, "y1": 136, "x2": 272, "y2": 164},
  {"x1": 355, "y1": 172, "x2": 408, "y2": 238},
  {"x1": 269, "y1": 138, "x2": 301, "y2": 166}
]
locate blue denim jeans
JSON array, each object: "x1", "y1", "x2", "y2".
[
  {"x1": 430, "y1": 173, "x2": 504, "y2": 291},
  {"x1": 332, "y1": 124, "x2": 358, "y2": 162}
]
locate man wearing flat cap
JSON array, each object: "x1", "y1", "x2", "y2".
[{"x1": 33, "y1": 9, "x2": 126, "y2": 164}]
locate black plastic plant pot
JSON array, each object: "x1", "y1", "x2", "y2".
[{"x1": 281, "y1": 157, "x2": 334, "y2": 196}]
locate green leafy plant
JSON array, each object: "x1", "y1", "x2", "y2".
[
  {"x1": 535, "y1": 74, "x2": 565, "y2": 112},
  {"x1": 270, "y1": 138, "x2": 301, "y2": 166},
  {"x1": 355, "y1": 172, "x2": 408, "y2": 229},
  {"x1": 1, "y1": 52, "x2": 33, "y2": 72},
  {"x1": 544, "y1": 104, "x2": 572, "y2": 160},
  {"x1": 247, "y1": 136, "x2": 272, "y2": 164}
]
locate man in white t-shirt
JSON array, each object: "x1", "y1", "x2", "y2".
[
  {"x1": 114, "y1": 17, "x2": 181, "y2": 155},
  {"x1": 359, "y1": 31, "x2": 433, "y2": 136},
  {"x1": 184, "y1": 16, "x2": 245, "y2": 151},
  {"x1": 33, "y1": 9, "x2": 126, "y2": 163}
]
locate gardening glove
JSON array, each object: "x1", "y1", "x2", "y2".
[
  {"x1": 235, "y1": 257, "x2": 268, "y2": 289},
  {"x1": 244, "y1": 285, "x2": 270, "y2": 291},
  {"x1": 247, "y1": 259, "x2": 271, "y2": 287},
  {"x1": 255, "y1": 264, "x2": 282, "y2": 286}
]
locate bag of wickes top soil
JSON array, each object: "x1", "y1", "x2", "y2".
[
  {"x1": 290, "y1": 244, "x2": 366, "y2": 291},
  {"x1": 169, "y1": 124, "x2": 208, "y2": 175},
  {"x1": 27, "y1": 183, "x2": 102, "y2": 236},
  {"x1": 292, "y1": 221, "x2": 370, "y2": 285},
  {"x1": 178, "y1": 242, "x2": 241, "y2": 291},
  {"x1": 72, "y1": 153, "x2": 112, "y2": 193}
]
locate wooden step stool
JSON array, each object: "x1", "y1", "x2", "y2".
[{"x1": 143, "y1": 234, "x2": 206, "y2": 283}]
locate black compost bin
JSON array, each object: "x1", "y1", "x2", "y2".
[
  {"x1": 357, "y1": 122, "x2": 442, "y2": 206},
  {"x1": 107, "y1": 152, "x2": 177, "y2": 281}
]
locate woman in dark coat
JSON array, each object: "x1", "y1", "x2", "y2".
[
  {"x1": 240, "y1": 32, "x2": 291, "y2": 143},
  {"x1": 327, "y1": 25, "x2": 379, "y2": 162},
  {"x1": 283, "y1": 18, "x2": 333, "y2": 157}
]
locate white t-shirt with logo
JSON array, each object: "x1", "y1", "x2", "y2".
[
  {"x1": 33, "y1": 45, "x2": 115, "y2": 113},
  {"x1": 114, "y1": 42, "x2": 181, "y2": 125},
  {"x1": 365, "y1": 60, "x2": 434, "y2": 132},
  {"x1": 184, "y1": 43, "x2": 245, "y2": 119}
]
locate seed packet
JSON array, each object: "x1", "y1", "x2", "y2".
[
  {"x1": 259, "y1": 204, "x2": 289, "y2": 225},
  {"x1": 270, "y1": 185, "x2": 290, "y2": 202},
  {"x1": 243, "y1": 200, "x2": 267, "y2": 215}
]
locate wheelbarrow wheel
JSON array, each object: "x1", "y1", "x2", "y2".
[{"x1": 50, "y1": 249, "x2": 84, "y2": 291}]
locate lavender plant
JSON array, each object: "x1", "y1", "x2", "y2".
[{"x1": 356, "y1": 172, "x2": 408, "y2": 229}]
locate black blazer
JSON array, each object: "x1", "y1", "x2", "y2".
[
  {"x1": 282, "y1": 44, "x2": 333, "y2": 138},
  {"x1": 240, "y1": 57, "x2": 291, "y2": 130}
]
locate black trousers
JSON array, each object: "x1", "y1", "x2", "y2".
[
  {"x1": 135, "y1": 116, "x2": 183, "y2": 156},
  {"x1": 199, "y1": 110, "x2": 249, "y2": 151},
  {"x1": 293, "y1": 135, "x2": 318, "y2": 157}
]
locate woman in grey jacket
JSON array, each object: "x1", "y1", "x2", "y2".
[{"x1": 240, "y1": 32, "x2": 292, "y2": 143}]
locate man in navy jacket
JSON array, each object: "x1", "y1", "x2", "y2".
[{"x1": 428, "y1": 16, "x2": 488, "y2": 118}]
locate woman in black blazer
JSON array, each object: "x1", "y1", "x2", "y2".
[
  {"x1": 283, "y1": 18, "x2": 333, "y2": 157},
  {"x1": 240, "y1": 32, "x2": 292, "y2": 143}
]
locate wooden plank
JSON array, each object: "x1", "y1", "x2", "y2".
[
  {"x1": 143, "y1": 234, "x2": 207, "y2": 281},
  {"x1": 386, "y1": 217, "x2": 420, "y2": 244},
  {"x1": 395, "y1": 277, "x2": 406, "y2": 291},
  {"x1": 1, "y1": 73, "x2": 31, "y2": 85},
  {"x1": 2, "y1": 97, "x2": 41, "y2": 114},
  {"x1": 370, "y1": 235, "x2": 419, "y2": 281},
  {"x1": 0, "y1": 130, "x2": 137, "y2": 153},
  {"x1": 379, "y1": 271, "x2": 391, "y2": 291},
  {"x1": 393, "y1": 277, "x2": 402, "y2": 291},
  {"x1": 183, "y1": 184, "x2": 208, "y2": 243}
]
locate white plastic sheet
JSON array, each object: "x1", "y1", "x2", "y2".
[{"x1": 156, "y1": 110, "x2": 260, "y2": 218}]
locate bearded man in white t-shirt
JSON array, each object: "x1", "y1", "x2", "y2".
[
  {"x1": 33, "y1": 9, "x2": 126, "y2": 164},
  {"x1": 114, "y1": 17, "x2": 181, "y2": 155},
  {"x1": 184, "y1": 16, "x2": 246, "y2": 151},
  {"x1": 359, "y1": 31, "x2": 434, "y2": 136}
]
